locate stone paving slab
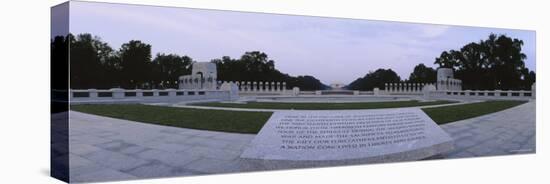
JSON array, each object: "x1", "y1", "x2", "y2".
[
  {"x1": 67, "y1": 101, "x2": 535, "y2": 182},
  {"x1": 440, "y1": 101, "x2": 536, "y2": 158},
  {"x1": 68, "y1": 111, "x2": 255, "y2": 183}
]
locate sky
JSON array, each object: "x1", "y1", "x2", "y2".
[{"x1": 62, "y1": 1, "x2": 536, "y2": 85}]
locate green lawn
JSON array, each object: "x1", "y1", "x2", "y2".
[
  {"x1": 71, "y1": 104, "x2": 272, "y2": 134},
  {"x1": 192, "y1": 100, "x2": 456, "y2": 110},
  {"x1": 422, "y1": 100, "x2": 527, "y2": 125},
  {"x1": 71, "y1": 100, "x2": 527, "y2": 134}
]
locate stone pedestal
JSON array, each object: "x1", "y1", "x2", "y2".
[
  {"x1": 373, "y1": 88, "x2": 380, "y2": 96},
  {"x1": 221, "y1": 82, "x2": 239, "y2": 101},
  {"x1": 422, "y1": 84, "x2": 436, "y2": 99},
  {"x1": 110, "y1": 88, "x2": 124, "y2": 99},
  {"x1": 88, "y1": 89, "x2": 98, "y2": 98},
  {"x1": 292, "y1": 87, "x2": 300, "y2": 96}
]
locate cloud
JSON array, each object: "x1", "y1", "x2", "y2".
[{"x1": 416, "y1": 25, "x2": 451, "y2": 38}]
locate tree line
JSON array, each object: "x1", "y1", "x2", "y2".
[
  {"x1": 51, "y1": 33, "x2": 327, "y2": 90},
  {"x1": 53, "y1": 33, "x2": 534, "y2": 91},
  {"x1": 347, "y1": 34, "x2": 535, "y2": 91},
  {"x1": 211, "y1": 52, "x2": 327, "y2": 90}
]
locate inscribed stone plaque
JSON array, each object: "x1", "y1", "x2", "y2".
[{"x1": 240, "y1": 108, "x2": 454, "y2": 170}]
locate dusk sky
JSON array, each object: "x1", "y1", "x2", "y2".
[{"x1": 64, "y1": 1, "x2": 536, "y2": 85}]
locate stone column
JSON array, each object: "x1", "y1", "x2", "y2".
[
  {"x1": 282, "y1": 82, "x2": 287, "y2": 92},
  {"x1": 396, "y1": 83, "x2": 399, "y2": 92},
  {"x1": 252, "y1": 81, "x2": 257, "y2": 91},
  {"x1": 262, "y1": 82, "x2": 266, "y2": 92},
  {"x1": 276, "y1": 82, "x2": 280, "y2": 92},
  {"x1": 212, "y1": 77, "x2": 217, "y2": 89}
]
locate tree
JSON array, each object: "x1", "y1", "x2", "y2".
[
  {"x1": 212, "y1": 51, "x2": 327, "y2": 90},
  {"x1": 61, "y1": 33, "x2": 328, "y2": 90},
  {"x1": 347, "y1": 69, "x2": 401, "y2": 90},
  {"x1": 152, "y1": 53, "x2": 193, "y2": 88},
  {"x1": 408, "y1": 64, "x2": 436, "y2": 83},
  {"x1": 69, "y1": 34, "x2": 115, "y2": 89},
  {"x1": 119, "y1": 40, "x2": 152, "y2": 89},
  {"x1": 434, "y1": 33, "x2": 534, "y2": 90},
  {"x1": 434, "y1": 50, "x2": 459, "y2": 68},
  {"x1": 51, "y1": 34, "x2": 70, "y2": 90}
]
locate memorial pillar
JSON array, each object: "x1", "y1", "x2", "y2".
[
  {"x1": 260, "y1": 82, "x2": 264, "y2": 92},
  {"x1": 252, "y1": 82, "x2": 257, "y2": 91}
]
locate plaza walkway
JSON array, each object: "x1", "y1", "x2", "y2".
[
  {"x1": 68, "y1": 111, "x2": 254, "y2": 183},
  {"x1": 441, "y1": 101, "x2": 536, "y2": 158},
  {"x1": 67, "y1": 101, "x2": 535, "y2": 183}
]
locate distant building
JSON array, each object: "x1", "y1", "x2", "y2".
[{"x1": 329, "y1": 83, "x2": 346, "y2": 90}]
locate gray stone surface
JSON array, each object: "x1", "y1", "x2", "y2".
[
  {"x1": 68, "y1": 111, "x2": 254, "y2": 183},
  {"x1": 67, "y1": 101, "x2": 535, "y2": 182},
  {"x1": 441, "y1": 101, "x2": 536, "y2": 158},
  {"x1": 240, "y1": 108, "x2": 454, "y2": 170}
]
